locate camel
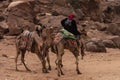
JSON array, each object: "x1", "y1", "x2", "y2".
[
  {"x1": 15, "y1": 26, "x2": 49, "y2": 73},
  {"x1": 40, "y1": 26, "x2": 85, "y2": 76}
]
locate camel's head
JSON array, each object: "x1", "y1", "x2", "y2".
[{"x1": 35, "y1": 24, "x2": 45, "y2": 36}]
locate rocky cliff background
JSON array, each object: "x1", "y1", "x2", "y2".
[{"x1": 0, "y1": 0, "x2": 120, "y2": 52}]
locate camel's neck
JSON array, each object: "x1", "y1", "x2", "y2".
[{"x1": 32, "y1": 31, "x2": 43, "y2": 47}]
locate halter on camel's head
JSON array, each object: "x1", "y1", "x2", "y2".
[{"x1": 35, "y1": 23, "x2": 46, "y2": 36}]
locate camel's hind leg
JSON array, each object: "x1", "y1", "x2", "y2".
[
  {"x1": 15, "y1": 49, "x2": 20, "y2": 71},
  {"x1": 21, "y1": 50, "x2": 31, "y2": 71}
]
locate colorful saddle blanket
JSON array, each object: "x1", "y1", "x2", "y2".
[
  {"x1": 18, "y1": 30, "x2": 33, "y2": 50},
  {"x1": 54, "y1": 29, "x2": 77, "y2": 44}
]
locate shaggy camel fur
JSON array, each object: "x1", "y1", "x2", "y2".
[
  {"x1": 15, "y1": 29, "x2": 49, "y2": 73},
  {"x1": 40, "y1": 27, "x2": 85, "y2": 76}
]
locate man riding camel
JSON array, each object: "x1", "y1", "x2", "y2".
[
  {"x1": 61, "y1": 14, "x2": 81, "y2": 38},
  {"x1": 60, "y1": 14, "x2": 81, "y2": 46}
]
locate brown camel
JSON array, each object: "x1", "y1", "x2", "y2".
[
  {"x1": 40, "y1": 26, "x2": 85, "y2": 76},
  {"x1": 15, "y1": 26, "x2": 49, "y2": 73}
]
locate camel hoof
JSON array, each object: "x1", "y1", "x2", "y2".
[
  {"x1": 48, "y1": 66, "x2": 51, "y2": 70},
  {"x1": 25, "y1": 68, "x2": 31, "y2": 72},
  {"x1": 55, "y1": 67, "x2": 57, "y2": 70},
  {"x1": 16, "y1": 69, "x2": 19, "y2": 71},
  {"x1": 42, "y1": 69, "x2": 49, "y2": 73},
  {"x1": 61, "y1": 72, "x2": 64, "y2": 75},
  {"x1": 77, "y1": 71, "x2": 82, "y2": 74},
  {"x1": 81, "y1": 57, "x2": 84, "y2": 60},
  {"x1": 58, "y1": 73, "x2": 60, "y2": 77},
  {"x1": 60, "y1": 64, "x2": 63, "y2": 68},
  {"x1": 27, "y1": 69, "x2": 31, "y2": 72}
]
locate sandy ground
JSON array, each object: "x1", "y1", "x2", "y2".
[{"x1": 0, "y1": 37, "x2": 120, "y2": 80}]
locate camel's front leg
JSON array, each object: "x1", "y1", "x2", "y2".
[
  {"x1": 72, "y1": 49, "x2": 82, "y2": 74},
  {"x1": 75, "y1": 55, "x2": 82, "y2": 74}
]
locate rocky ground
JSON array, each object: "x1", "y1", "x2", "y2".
[{"x1": 0, "y1": 37, "x2": 120, "y2": 80}]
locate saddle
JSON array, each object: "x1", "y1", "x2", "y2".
[
  {"x1": 18, "y1": 30, "x2": 33, "y2": 51},
  {"x1": 54, "y1": 29, "x2": 78, "y2": 45},
  {"x1": 59, "y1": 29, "x2": 77, "y2": 40}
]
